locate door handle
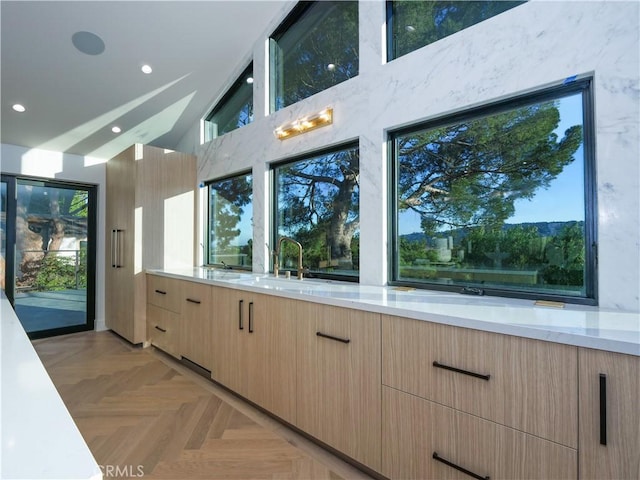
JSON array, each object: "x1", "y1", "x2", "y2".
[
  {"x1": 111, "y1": 229, "x2": 117, "y2": 267},
  {"x1": 599, "y1": 373, "x2": 607, "y2": 445},
  {"x1": 432, "y1": 361, "x2": 490, "y2": 381},
  {"x1": 316, "y1": 332, "x2": 350, "y2": 344},
  {"x1": 112, "y1": 229, "x2": 124, "y2": 268},
  {"x1": 433, "y1": 452, "x2": 490, "y2": 480}
]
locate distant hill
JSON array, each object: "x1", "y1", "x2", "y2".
[{"x1": 401, "y1": 221, "x2": 583, "y2": 243}]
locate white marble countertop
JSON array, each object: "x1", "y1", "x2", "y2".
[
  {"x1": 1, "y1": 291, "x2": 102, "y2": 480},
  {"x1": 150, "y1": 268, "x2": 640, "y2": 356}
]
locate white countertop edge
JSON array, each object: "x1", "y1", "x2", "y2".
[
  {"x1": 147, "y1": 269, "x2": 640, "y2": 357},
  {"x1": 1, "y1": 291, "x2": 103, "y2": 480}
]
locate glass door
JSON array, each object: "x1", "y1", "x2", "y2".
[{"x1": 2, "y1": 175, "x2": 96, "y2": 338}]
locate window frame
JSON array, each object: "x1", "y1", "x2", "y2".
[
  {"x1": 388, "y1": 78, "x2": 598, "y2": 305},
  {"x1": 204, "y1": 63, "x2": 254, "y2": 140},
  {"x1": 270, "y1": 141, "x2": 360, "y2": 282},
  {"x1": 386, "y1": 0, "x2": 526, "y2": 62},
  {"x1": 205, "y1": 170, "x2": 253, "y2": 270},
  {"x1": 269, "y1": 0, "x2": 359, "y2": 112}
]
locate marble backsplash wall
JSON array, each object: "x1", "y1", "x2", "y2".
[{"x1": 193, "y1": 0, "x2": 640, "y2": 312}]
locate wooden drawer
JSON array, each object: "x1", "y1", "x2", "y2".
[
  {"x1": 146, "y1": 274, "x2": 181, "y2": 313},
  {"x1": 382, "y1": 387, "x2": 577, "y2": 480},
  {"x1": 182, "y1": 281, "x2": 211, "y2": 306},
  {"x1": 147, "y1": 304, "x2": 180, "y2": 358},
  {"x1": 180, "y1": 281, "x2": 212, "y2": 370},
  {"x1": 382, "y1": 315, "x2": 578, "y2": 448},
  {"x1": 296, "y1": 302, "x2": 381, "y2": 471},
  {"x1": 578, "y1": 348, "x2": 640, "y2": 479}
]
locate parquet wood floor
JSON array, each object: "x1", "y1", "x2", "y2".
[{"x1": 33, "y1": 331, "x2": 373, "y2": 480}]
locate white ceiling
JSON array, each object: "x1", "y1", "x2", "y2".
[{"x1": 1, "y1": 0, "x2": 292, "y2": 159}]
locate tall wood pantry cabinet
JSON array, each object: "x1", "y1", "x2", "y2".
[{"x1": 105, "y1": 144, "x2": 196, "y2": 344}]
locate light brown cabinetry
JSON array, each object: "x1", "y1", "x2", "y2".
[
  {"x1": 210, "y1": 286, "x2": 245, "y2": 393},
  {"x1": 382, "y1": 314, "x2": 580, "y2": 479},
  {"x1": 383, "y1": 386, "x2": 577, "y2": 480},
  {"x1": 105, "y1": 144, "x2": 196, "y2": 344},
  {"x1": 210, "y1": 286, "x2": 296, "y2": 423},
  {"x1": 179, "y1": 281, "x2": 212, "y2": 370},
  {"x1": 147, "y1": 274, "x2": 182, "y2": 313},
  {"x1": 146, "y1": 275, "x2": 182, "y2": 358},
  {"x1": 141, "y1": 274, "x2": 639, "y2": 480},
  {"x1": 382, "y1": 314, "x2": 578, "y2": 448},
  {"x1": 578, "y1": 348, "x2": 640, "y2": 480},
  {"x1": 296, "y1": 302, "x2": 381, "y2": 471}
]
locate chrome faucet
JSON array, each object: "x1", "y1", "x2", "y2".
[{"x1": 273, "y1": 236, "x2": 304, "y2": 280}]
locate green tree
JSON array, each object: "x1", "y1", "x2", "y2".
[
  {"x1": 16, "y1": 185, "x2": 89, "y2": 288},
  {"x1": 34, "y1": 247, "x2": 87, "y2": 291},
  {"x1": 541, "y1": 223, "x2": 585, "y2": 286},
  {"x1": 398, "y1": 100, "x2": 583, "y2": 234},
  {"x1": 399, "y1": 238, "x2": 437, "y2": 266},
  {"x1": 464, "y1": 226, "x2": 546, "y2": 269},
  {"x1": 273, "y1": 1, "x2": 359, "y2": 109},
  {"x1": 209, "y1": 175, "x2": 252, "y2": 262},
  {"x1": 277, "y1": 148, "x2": 359, "y2": 269}
]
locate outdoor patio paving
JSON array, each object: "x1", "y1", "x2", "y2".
[{"x1": 13, "y1": 289, "x2": 87, "y2": 332}]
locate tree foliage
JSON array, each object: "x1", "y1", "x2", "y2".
[
  {"x1": 276, "y1": 147, "x2": 359, "y2": 270},
  {"x1": 397, "y1": 100, "x2": 583, "y2": 235},
  {"x1": 540, "y1": 223, "x2": 585, "y2": 286},
  {"x1": 34, "y1": 248, "x2": 87, "y2": 291},
  {"x1": 209, "y1": 175, "x2": 252, "y2": 262},
  {"x1": 16, "y1": 185, "x2": 89, "y2": 288},
  {"x1": 209, "y1": 70, "x2": 254, "y2": 137},
  {"x1": 273, "y1": 1, "x2": 358, "y2": 109}
]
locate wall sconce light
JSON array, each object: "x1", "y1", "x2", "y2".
[{"x1": 275, "y1": 108, "x2": 333, "y2": 140}]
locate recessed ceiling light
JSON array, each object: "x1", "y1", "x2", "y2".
[
  {"x1": 405, "y1": 25, "x2": 416, "y2": 32},
  {"x1": 111, "y1": 126, "x2": 122, "y2": 134},
  {"x1": 141, "y1": 64, "x2": 153, "y2": 74},
  {"x1": 12, "y1": 104, "x2": 26, "y2": 113},
  {"x1": 246, "y1": 77, "x2": 254, "y2": 84}
]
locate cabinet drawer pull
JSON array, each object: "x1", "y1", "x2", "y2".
[
  {"x1": 154, "y1": 325, "x2": 166, "y2": 333},
  {"x1": 248, "y1": 302, "x2": 254, "y2": 333},
  {"x1": 186, "y1": 298, "x2": 201, "y2": 304},
  {"x1": 432, "y1": 361, "x2": 490, "y2": 381},
  {"x1": 238, "y1": 300, "x2": 244, "y2": 330},
  {"x1": 316, "y1": 332, "x2": 350, "y2": 344},
  {"x1": 432, "y1": 452, "x2": 490, "y2": 480},
  {"x1": 154, "y1": 289, "x2": 167, "y2": 295},
  {"x1": 599, "y1": 373, "x2": 607, "y2": 446}
]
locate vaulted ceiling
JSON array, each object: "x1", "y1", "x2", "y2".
[{"x1": 1, "y1": 1, "x2": 292, "y2": 159}]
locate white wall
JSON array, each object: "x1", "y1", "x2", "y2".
[
  {"x1": 191, "y1": 0, "x2": 640, "y2": 312},
  {"x1": 0, "y1": 143, "x2": 108, "y2": 329}
]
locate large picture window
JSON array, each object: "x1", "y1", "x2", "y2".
[
  {"x1": 387, "y1": 0, "x2": 525, "y2": 61},
  {"x1": 204, "y1": 64, "x2": 254, "y2": 141},
  {"x1": 273, "y1": 143, "x2": 359, "y2": 279},
  {"x1": 391, "y1": 80, "x2": 596, "y2": 304},
  {"x1": 207, "y1": 172, "x2": 253, "y2": 268},
  {"x1": 270, "y1": 1, "x2": 358, "y2": 112}
]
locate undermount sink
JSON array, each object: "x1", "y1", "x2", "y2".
[
  {"x1": 200, "y1": 268, "x2": 244, "y2": 281},
  {"x1": 229, "y1": 275, "x2": 338, "y2": 292}
]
